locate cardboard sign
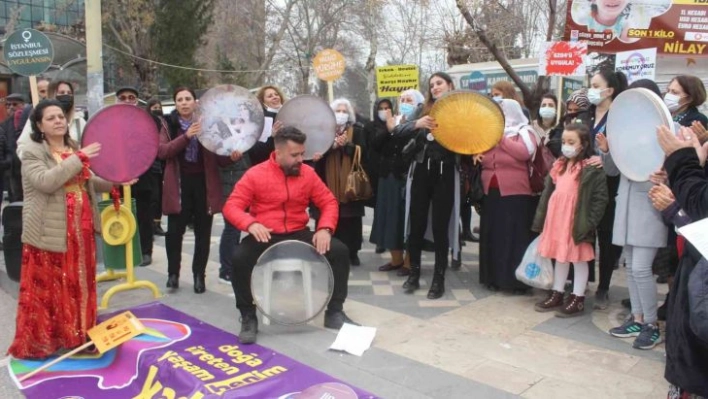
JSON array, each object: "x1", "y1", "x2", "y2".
[
  {"x1": 3, "y1": 29, "x2": 54, "y2": 76},
  {"x1": 87, "y1": 311, "x2": 145, "y2": 353},
  {"x1": 538, "y1": 41, "x2": 587, "y2": 77},
  {"x1": 615, "y1": 47, "x2": 657, "y2": 84},
  {"x1": 375, "y1": 65, "x2": 419, "y2": 97},
  {"x1": 312, "y1": 49, "x2": 346, "y2": 82},
  {"x1": 565, "y1": 0, "x2": 708, "y2": 56}
]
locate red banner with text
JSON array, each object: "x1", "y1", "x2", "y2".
[{"x1": 564, "y1": 0, "x2": 708, "y2": 56}]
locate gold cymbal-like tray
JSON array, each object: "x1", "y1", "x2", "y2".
[{"x1": 430, "y1": 90, "x2": 505, "y2": 155}]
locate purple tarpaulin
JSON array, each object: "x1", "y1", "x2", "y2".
[{"x1": 9, "y1": 302, "x2": 379, "y2": 399}]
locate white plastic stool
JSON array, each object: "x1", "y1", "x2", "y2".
[{"x1": 261, "y1": 258, "x2": 314, "y2": 325}]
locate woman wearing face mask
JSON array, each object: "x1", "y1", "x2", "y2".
[
  {"x1": 533, "y1": 94, "x2": 564, "y2": 154},
  {"x1": 393, "y1": 72, "x2": 462, "y2": 299},
  {"x1": 533, "y1": 123, "x2": 608, "y2": 317},
  {"x1": 664, "y1": 75, "x2": 708, "y2": 136},
  {"x1": 549, "y1": 90, "x2": 592, "y2": 158},
  {"x1": 583, "y1": 69, "x2": 628, "y2": 309},
  {"x1": 249, "y1": 85, "x2": 287, "y2": 167},
  {"x1": 159, "y1": 86, "x2": 234, "y2": 294},
  {"x1": 478, "y1": 99, "x2": 539, "y2": 294},
  {"x1": 397, "y1": 89, "x2": 425, "y2": 124},
  {"x1": 368, "y1": 98, "x2": 411, "y2": 275},
  {"x1": 313, "y1": 99, "x2": 366, "y2": 266}
]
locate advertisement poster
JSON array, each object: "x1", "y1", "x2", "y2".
[
  {"x1": 615, "y1": 47, "x2": 657, "y2": 83},
  {"x1": 9, "y1": 302, "x2": 378, "y2": 399},
  {"x1": 565, "y1": 0, "x2": 708, "y2": 56},
  {"x1": 538, "y1": 41, "x2": 588, "y2": 76},
  {"x1": 375, "y1": 65, "x2": 419, "y2": 97}
]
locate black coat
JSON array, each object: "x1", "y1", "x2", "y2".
[
  {"x1": 247, "y1": 107, "x2": 276, "y2": 167},
  {"x1": 675, "y1": 106, "x2": 708, "y2": 128},
  {"x1": 664, "y1": 147, "x2": 708, "y2": 396}
]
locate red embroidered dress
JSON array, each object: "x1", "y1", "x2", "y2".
[{"x1": 8, "y1": 150, "x2": 97, "y2": 359}]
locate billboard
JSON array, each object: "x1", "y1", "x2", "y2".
[{"x1": 564, "y1": 0, "x2": 708, "y2": 56}]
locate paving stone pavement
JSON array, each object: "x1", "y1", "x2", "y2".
[{"x1": 0, "y1": 208, "x2": 671, "y2": 398}]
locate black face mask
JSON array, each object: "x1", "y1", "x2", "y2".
[
  {"x1": 55, "y1": 94, "x2": 74, "y2": 112},
  {"x1": 151, "y1": 109, "x2": 164, "y2": 118}
]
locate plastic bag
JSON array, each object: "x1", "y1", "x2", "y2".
[{"x1": 515, "y1": 236, "x2": 554, "y2": 290}]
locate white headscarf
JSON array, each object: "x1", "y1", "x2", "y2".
[
  {"x1": 499, "y1": 99, "x2": 536, "y2": 155},
  {"x1": 330, "y1": 98, "x2": 356, "y2": 124},
  {"x1": 401, "y1": 89, "x2": 425, "y2": 106}
]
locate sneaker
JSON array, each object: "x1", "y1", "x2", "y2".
[
  {"x1": 609, "y1": 316, "x2": 643, "y2": 338},
  {"x1": 218, "y1": 271, "x2": 231, "y2": 285},
  {"x1": 632, "y1": 323, "x2": 662, "y2": 350},
  {"x1": 239, "y1": 313, "x2": 258, "y2": 344},
  {"x1": 324, "y1": 310, "x2": 359, "y2": 329},
  {"x1": 593, "y1": 289, "x2": 609, "y2": 310}
]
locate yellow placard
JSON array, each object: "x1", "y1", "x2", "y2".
[
  {"x1": 312, "y1": 49, "x2": 346, "y2": 82},
  {"x1": 376, "y1": 65, "x2": 420, "y2": 97},
  {"x1": 87, "y1": 311, "x2": 145, "y2": 353}
]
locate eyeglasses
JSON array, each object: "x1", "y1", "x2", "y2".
[
  {"x1": 5, "y1": 102, "x2": 22, "y2": 108},
  {"x1": 118, "y1": 95, "x2": 137, "y2": 102}
]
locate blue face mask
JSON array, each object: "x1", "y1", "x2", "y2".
[
  {"x1": 399, "y1": 103, "x2": 416, "y2": 118},
  {"x1": 492, "y1": 95, "x2": 503, "y2": 103}
]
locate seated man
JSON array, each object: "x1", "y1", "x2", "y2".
[{"x1": 223, "y1": 126, "x2": 357, "y2": 344}]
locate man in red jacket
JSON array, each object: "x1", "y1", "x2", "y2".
[{"x1": 223, "y1": 126, "x2": 357, "y2": 344}]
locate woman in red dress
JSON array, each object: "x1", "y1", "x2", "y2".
[{"x1": 8, "y1": 100, "x2": 115, "y2": 359}]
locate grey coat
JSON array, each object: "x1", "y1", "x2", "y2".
[{"x1": 602, "y1": 151, "x2": 667, "y2": 248}]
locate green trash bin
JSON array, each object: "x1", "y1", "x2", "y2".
[{"x1": 98, "y1": 198, "x2": 142, "y2": 270}]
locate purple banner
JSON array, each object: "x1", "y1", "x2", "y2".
[{"x1": 9, "y1": 302, "x2": 379, "y2": 399}]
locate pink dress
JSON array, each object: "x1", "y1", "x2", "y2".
[{"x1": 538, "y1": 160, "x2": 594, "y2": 263}]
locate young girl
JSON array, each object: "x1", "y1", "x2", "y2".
[{"x1": 532, "y1": 123, "x2": 609, "y2": 317}]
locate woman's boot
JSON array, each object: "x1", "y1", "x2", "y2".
[
  {"x1": 402, "y1": 264, "x2": 420, "y2": 294},
  {"x1": 427, "y1": 265, "x2": 446, "y2": 299}
]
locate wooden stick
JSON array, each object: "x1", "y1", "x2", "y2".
[
  {"x1": 18, "y1": 341, "x2": 94, "y2": 382},
  {"x1": 29, "y1": 75, "x2": 39, "y2": 106}
]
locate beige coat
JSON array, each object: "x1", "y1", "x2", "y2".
[{"x1": 21, "y1": 140, "x2": 113, "y2": 253}]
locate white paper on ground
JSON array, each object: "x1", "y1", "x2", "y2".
[
  {"x1": 259, "y1": 117, "x2": 274, "y2": 142},
  {"x1": 678, "y1": 217, "x2": 708, "y2": 259},
  {"x1": 329, "y1": 323, "x2": 376, "y2": 356}
]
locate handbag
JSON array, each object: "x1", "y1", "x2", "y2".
[
  {"x1": 515, "y1": 236, "x2": 554, "y2": 290},
  {"x1": 345, "y1": 145, "x2": 373, "y2": 202},
  {"x1": 530, "y1": 143, "x2": 551, "y2": 194},
  {"x1": 466, "y1": 162, "x2": 484, "y2": 207}
]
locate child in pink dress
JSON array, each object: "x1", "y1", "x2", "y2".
[{"x1": 531, "y1": 123, "x2": 609, "y2": 317}]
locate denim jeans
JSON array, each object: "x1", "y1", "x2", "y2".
[{"x1": 219, "y1": 219, "x2": 241, "y2": 276}]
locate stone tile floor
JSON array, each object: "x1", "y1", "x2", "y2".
[{"x1": 0, "y1": 209, "x2": 670, "y2": 398}]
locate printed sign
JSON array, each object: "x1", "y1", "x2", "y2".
[
  {"x1": 313, "y1": 49, "x2": 346, "y2": 82},
  {"x1": 3, "y1": 28, "x2": 54, "y2": 76},
  {"x1": 375, "y1": 65, "x2": 419, "y2": 97},
  {"x1": 10, "y1": 302, "x2": 377, "y2": 399},
  {"x1": 87, "y1": 311, "x2": 146, "y2": 354},
  {"x1": 615, "y1": 47, "x2": 657, "y2": 84},
  {"x1": 538, "y1": 41, "x2": 588, "y2": 77},
  {"x1": 459, "y1": 70, "x2": 538, "y2": 94},
  {"x1": 564, "y1": 0, "x2": 708, "y2": 56}
]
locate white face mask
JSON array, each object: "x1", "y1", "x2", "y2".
[
  {"x1": 587, "y1": 88, "x2": 606, "y2": 105},
  {"x1": 378, "y1": 110, "x2": 389, "y2": 122},
  {"x1": 561, "y1": 144, "x2": 580, "y2": 159},
  {"x1": 539, "y1": 107, "x2": 556, "y2": 120},
  {"x1": 492, "y1": 95, "x2": 503, "y2": 103},
  {"x1": 664, "y1": 93, "x2": 684, "y2": 112},
  {"x1": 335, "y1": 112, "x2": 349, "y2": 126}
]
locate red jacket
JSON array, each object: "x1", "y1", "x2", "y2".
[{"x1": 223, "y1": 152, "x2": 338, "y2": 234}]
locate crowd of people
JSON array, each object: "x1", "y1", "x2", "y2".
[{"x1": 3, "y1": 69, "x2": 708, "y2": 398}]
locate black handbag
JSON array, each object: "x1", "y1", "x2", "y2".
[{"x1": 466, "y1": 162, "x2": 484, "y2": 207}]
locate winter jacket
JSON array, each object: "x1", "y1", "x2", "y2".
[
  {"x1": 675, "y1": 106, "x2": 708, "y2": 129},
  {"x1": 367, "y1": 99, "x2": 408, "y2": 180},
  {"x1": 532, "y1": 160, "x2": 608, "y2": 244},
  {"x1": 158, "y1": 110, "x2": 230, "y2": 215},
  {"x1": 20, "y1": 140, "x2": 113, "y2": 252},
  {"x1": 223, "y1": 152, "x2": 338, "y2": 235},
  {"x1": 663, "y1": 147, "x2": 708, "y2": 397}
]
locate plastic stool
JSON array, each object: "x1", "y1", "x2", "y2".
[{"x1": 261, "y1": 258, "x2": 314, "y2": 325}]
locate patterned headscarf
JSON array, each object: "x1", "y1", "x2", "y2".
[{"x1": 567, "y1": 88, "x2": 590, "y2": 110}]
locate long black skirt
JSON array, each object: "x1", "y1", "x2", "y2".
[
  {"x1": 479, "y1": 188, "x2": 538, "y2": 291},
  {"x1": 369, "y1": 174, "x2": 406, "y2": 250}
]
